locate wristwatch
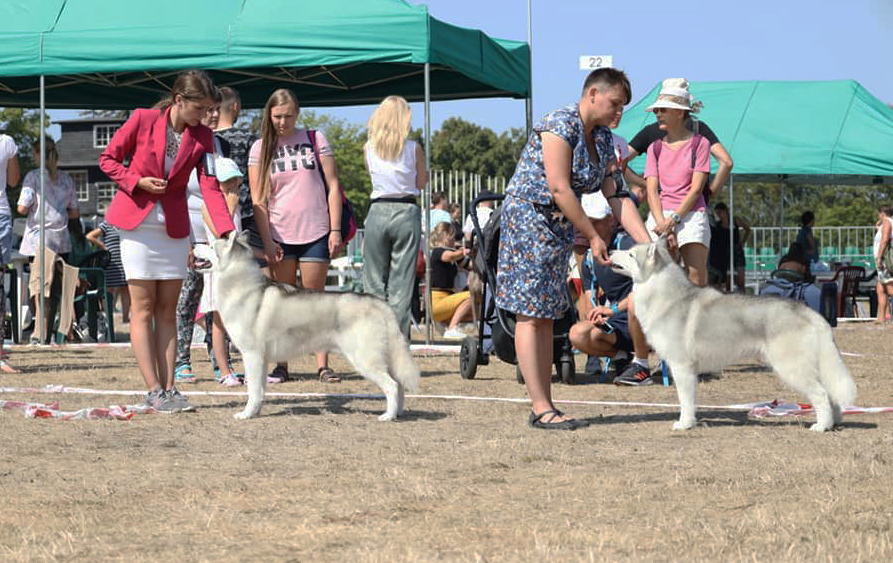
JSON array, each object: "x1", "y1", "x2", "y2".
[{"x1": 669, "y1": 212, "x2": 682, "y2": 224}]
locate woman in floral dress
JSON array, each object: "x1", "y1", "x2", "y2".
[{"x1": 495, "y1": 68, "x2": 650, "y2": 430}]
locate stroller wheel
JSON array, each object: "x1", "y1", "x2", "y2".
[
  {"x1": 459, "y1": 337, "x2": 479, "y2": 380},
  {"x1": 515, "y1": 365, "x2": 525, "y2": 384},
  {"x1": 557, "y1": 358, "x2": 576, "y2": 385}
]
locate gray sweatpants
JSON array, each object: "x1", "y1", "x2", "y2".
[{"x1": 362, "y1": 202, "x2": 421, "y2": 338}]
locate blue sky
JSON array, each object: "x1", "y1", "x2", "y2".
[{"x1": 49, "y1": 0, "x2": 891, "y2": 136}]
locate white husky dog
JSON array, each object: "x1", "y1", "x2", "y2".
[
  {"x1": 611, "y1": 239, "x2": 855, "y2": 432},
  {"x1": 196, "y1": 231, "x2": 420, "y2": 420}
]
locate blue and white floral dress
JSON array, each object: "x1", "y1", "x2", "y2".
[{"x1": 495, "y1": 104, "x2": 618, "y2": 319}]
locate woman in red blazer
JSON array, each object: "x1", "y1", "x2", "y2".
[{"x1": 99, "y1": 70, "x2": 235, "y2": 413}]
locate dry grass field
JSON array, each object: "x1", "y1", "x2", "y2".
[{"x1": 0, "y1": 323, "x2": 891, "y2": 562}]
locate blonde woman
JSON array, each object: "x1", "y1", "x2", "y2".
[
  {"x1": 362, "y1": 95, "x2": 427, "y2": 337},
  {"x1": 248, "y1": 89, "x2": 344, "y2": 383},
  {"x1": 428, "y1": 222, "x2": 473, "y2": 338}
]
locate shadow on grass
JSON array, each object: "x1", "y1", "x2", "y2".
[
  {"x1": 579, "y1": 409, "x2": 877, "y2": 430},
  {"x1": 203, "y1": 396, "x2": 448, "y2": 422}
]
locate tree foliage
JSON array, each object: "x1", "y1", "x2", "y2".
[
  {"x1": 0, "y1": 108, "x2": 50, "y2": 211},
  {"x1": 429, "y1": 117, "x2": 525, "y2": 179}
]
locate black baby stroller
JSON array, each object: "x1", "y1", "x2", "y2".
[{"x1": 458, "y1": 193, "x2": 577, "y2": 384}]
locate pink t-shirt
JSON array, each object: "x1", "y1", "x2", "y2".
[
  {"x1": 644, "y1": 135, "x2": 710, "y2": 211},
  {"x1": 248, "y1": 129, "x2": 334, "y2": 244}
]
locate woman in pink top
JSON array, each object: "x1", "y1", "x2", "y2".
[
  {"x1": 644, "y1": 78, "x2": 712, "y2": 287},
  {"x1": 248, "y1": 89, "x2": 344, "y2": 383}
]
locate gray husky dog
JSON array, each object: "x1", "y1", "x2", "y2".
[
  {"x1": 197, "y1": 231, "x2": 420, "y2": 420},
  {"x1": 611, "y1": 239, "x2": 855, "y2": 432}
]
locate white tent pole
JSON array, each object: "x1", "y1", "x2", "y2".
[
  {"x1": 423, "y1": 63, "x2": 432, "y2": 344},
  {"x1": 37, "y1": 75, "x2": 46, "y2": 343},
  {"x1": 728, "y1": 175, "x2": 735, "y2": 290}
]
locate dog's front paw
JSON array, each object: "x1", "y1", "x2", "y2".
[
  {"x1": 673, "y1": 418, "x2": 697, "y2": 430},
  {"x1": 234, "y1": 410, "x2": 255, "y2": 420},
  {"x1": 378, "y1": 412, "x2": 397, "y2": 421},
  {"x1": 809, "y1": 422, "x2": 832, "y2": 432}
]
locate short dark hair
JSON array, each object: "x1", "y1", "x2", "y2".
[
  {"x1": 431, "y1": 191, "x2": 447, "y2": 206},
  {"x1": 219, "y1": 86, "x2": 240, "y2": 116},
  {"x1": 714, "y1": 202, "x2": 728, "y2": 212},
  {"x1": 800, "y1": 211, "x2": 815, "y2": 226},
  {"x1": 879, "y1": 204, "x2": 893, "y2": 217},
  {"x1": 581, "y1": 68, "x2": 632, "y2": 105}
]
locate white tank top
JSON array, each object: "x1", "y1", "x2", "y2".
[{"x1": 365, "y1": 140, "x2": 419, "y2": 200}]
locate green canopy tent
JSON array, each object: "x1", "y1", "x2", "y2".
[
  {"x1": 0, "y1": 0, "x2": 531, "y2": 342},
  {"x1": 615, "y1": 79, "x2": 893, "y2": 281},
  {"x1": 0, "y1": 0, "x2": 529, "y2": 108}
]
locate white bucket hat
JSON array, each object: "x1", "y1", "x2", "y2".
[
  {"x1": 645, "y1": 78, "x2": 703, "y2": 113},
  {"x1": 215, "y1": 157, "x2": 243, "y2": 182}
]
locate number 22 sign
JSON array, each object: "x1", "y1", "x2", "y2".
[{"x1": 579, "y1": 55, "x2": 613, "y2": 71}]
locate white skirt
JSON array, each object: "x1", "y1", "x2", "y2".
[{"x1": 119, "y1": 205, "x2": 189, "y2": 280}]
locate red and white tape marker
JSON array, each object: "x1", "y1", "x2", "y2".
[{"x1": 2, "y1": 384, "x2": 892, "y2": 422}]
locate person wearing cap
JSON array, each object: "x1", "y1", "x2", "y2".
[
  {"x1": 643, "y1": 78, "x2": 713, "y2": 287},
  {"x1": 197, "y1": 156, "x2": 245, "y2": 386},
  {"x1": 495, "y1": 68, "x2": 651, "y2": 430},
  {"x1": 625, "y1": 80, "x2": 733, "y2": 203}
]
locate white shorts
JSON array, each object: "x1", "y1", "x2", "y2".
[
  {"x1": 647, "y1": 208, "x2": 711, "y2": 248},
  {"x1": 119, "y1": 206, "x2": 189, "y2": 281}
]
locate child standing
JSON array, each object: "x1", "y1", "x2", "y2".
[
  {"x1": 86, "y1": 221, "x2": 131, "y2": 324},
  {"x1": 199, "y1": 157, "x2": 243, "y2": 385}
]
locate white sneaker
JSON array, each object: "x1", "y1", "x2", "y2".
[{"x1": 443, "y1": 328, "x2": 467, "y2": 340}]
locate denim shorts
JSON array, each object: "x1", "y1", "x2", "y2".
[{"x1": 277, "y1": 234, "x2": 330, "y2": 263}]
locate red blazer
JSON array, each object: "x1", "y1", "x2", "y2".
[{"x1": 99, "y1": 107, "x2": 235, "y2": 239}]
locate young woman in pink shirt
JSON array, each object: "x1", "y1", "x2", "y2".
[
  {"x1": 248, "y1": 89, "x2": 344, "y2": 383},
  {"x1": 644, "y1": 78, "x2": 712, "y2": 287}
]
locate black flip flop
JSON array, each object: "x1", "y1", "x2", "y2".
[{"x1": 528, "y1": 409, "x2": 587, "y2": 430}]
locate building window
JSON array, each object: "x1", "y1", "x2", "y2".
[
  {"x1": 95, "y1": 181, "x2": 117, "y2": 212},
  {"x1": 93, "y1": 125, "x2": 120, "y2": 148},
  {"x1": 68, "y1": 170, "x2": 89, "y2": 201}
]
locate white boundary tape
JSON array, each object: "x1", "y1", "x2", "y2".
[{"x1": 2, "y1": 385, "x2": 890, "y2": 414}]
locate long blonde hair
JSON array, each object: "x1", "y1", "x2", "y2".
[
  {"x1": 256, "y1": 89, "x2": 300, "y2": 205},
  {"x1": 429, "y1": 222, "x2": 457, "y2": 249},
  {"x1": 367, "y1": 95, "x2": 411, "y2": 161}
]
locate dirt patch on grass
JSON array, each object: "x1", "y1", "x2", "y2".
[{"x1": 0, "y1": 323, "x2": 891, "y2": 562}]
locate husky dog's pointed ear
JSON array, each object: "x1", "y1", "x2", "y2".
[
  {"x1": 236, "y1": 230, "x2": 250, "y2": 246},
  {"x1": 655, "y1": 233, "x2": 670, "y2": 248}
]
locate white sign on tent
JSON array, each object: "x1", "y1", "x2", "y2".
[{"x1": 579, "y1": 55, "x2": 613, "y2": 71}]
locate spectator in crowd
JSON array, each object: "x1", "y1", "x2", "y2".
[
  {"x1": 0, "y1": 130, "x2": 20, "y2": 372},
  {"x1": 761, "y1": 242, "x2": 821, "y2": 313},
  {"x1": 495, "y1": 68, "x2": 650, "y2": 430},
  {"x1": 795, "y1": 211, "x2": 819, "y2": 264},
  {"x1": 18, "y1": 137, "x2": 80, "y2": 261},
  {"x1": 214, "y1": 86, "x2": 260, "y2": 253},
  {"x1": 626, "y1": 89, "x2": 733, "y2": 204},
  {"x1": 643, "y1": 78, "x2": 712, "y2": 287},
  {"x1": 428, "y1": 222, "x2": 473, "y2": 339},
  {"x1": 428, "y1": 191, "x2": 451, "y2": 230},
  {"x1": 249, "y1": 88, "x2": 344, "y2": 383},
  {"x1": 570, "y1": 236, "x2": 655, "y2": 384},
  {"x1": 86, "y1": 220, "x2": 130, "y2": 323},
  {"x1": 19, "y1": 137, "x2": 81, "y2": 344},
  {"x1": 873, "y1": 204, "x2": 893, "y2": 323},
  {"x1": 362, "y1": 95, "x2": 426, "y2": 338},
  {"x1": 99, "y1": 69, "x2": 235, "y2": 413},
  {"x1": 709, "y1": 202, "x2": 751, "y2": 292},
  {"x1": 173, "y1": 90, "x2": 225, "y2": 385},
  {"x1": 199, "y1": 158, "x2": 244, "y2": 386},
  {"x1": 461, "y1": 189, "x2": 496, "y2": 244}
]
